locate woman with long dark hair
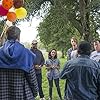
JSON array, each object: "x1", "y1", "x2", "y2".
[{"x1": 45, "y1": 49, "x2": 62, "y2": 100}]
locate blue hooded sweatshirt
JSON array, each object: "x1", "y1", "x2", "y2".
[{"x1": 0, "y1": 40, "x2": 35, "y2": 73}]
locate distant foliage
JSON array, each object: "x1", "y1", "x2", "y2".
[{"x1": 24, "y1": 0, "x2": 100, "y2": 41}]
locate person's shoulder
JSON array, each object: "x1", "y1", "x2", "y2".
[
  {"x1": 0, "y1": 46, "x2": 3, "y2": 54},
  {"x1": 0, "y1": 46, "x2": 3, "y2": 50},
  {"x1": 82, "y1": 56, "x2": 100, "y2": 69},
  {"x1": 37, "y1": 49, "x2": 43, "y2": 54},
  {"x1": 63, "y1": 59, "x2": 73, "y2": 69},
  {"x1": 24, "y1": 47, "x2": 30, "y2": 52},
  {"x1": 67, "y1": 48, "x2": 72, "y2": 52},
  {"x1": 65, "y1": 59, "x2": 74, "y2": 66},
  {"x1": 90, "y1": 59, "x2": 100, "y2": 69},
  {"x1": 90, "y1": 51, "x2": 98, "y2": 58},
  {"x1": 68, "y1": 48, "x2": 72, "y2": 50},
  {"x1": 55, "y1": 58, "x2": 60, "y2": 62},
  {"x1": 46, "y1": 59, "x2": 50, "y2": 62},
  {"x1": 25, "y1": 48, "x2": 36, "y2": 57},
  {"x1": 91, "y1": 51, "x2": 97, "y2": 55},
  {"x1": 35, "y1": 48, "x2": 40, "y2": 51}
]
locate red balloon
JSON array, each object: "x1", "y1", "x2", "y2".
[
  {"x1": 2, "y1": 0, "x2": 13, "y2": 10},
  {"x1": 0, "y1": 5, "x2": 8, "y2": 16},
  {"x1": 13, "y1": 0, "x2": 24, "y2": 8},
  {"x1": 7, "y1": 12, "x2": 17, "y2": 22}
]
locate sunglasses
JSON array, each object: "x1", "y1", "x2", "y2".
[{"x1": 32, "y1": 43, "x2": 37, "y2": 45}]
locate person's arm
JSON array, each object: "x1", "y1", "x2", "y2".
[
  {"x1": 45, "y1": 60, "x2": 52, "y2": 70},
  {"x1": 40, "y1": 51, "x2": 45, "y2": 67},
  {"x1": 97, "y1": 68, "x2": 100, "y2": 99},
  {"x1": 26, "y1": 67, "x2": 38, "y2": 97},
  {"x1": 67, "y1": 49, "x2": 71, "y2": 60},
  {"x1": 60, "y1": 61, "x2": 74, "y2": 79},
  {"x1": 60, "y1": 63, "x2": 68, "y2": 79}
]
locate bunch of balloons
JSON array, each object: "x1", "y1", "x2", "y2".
[{"x1": 0, "y1": 0, "x2": 27, "y2": 22}]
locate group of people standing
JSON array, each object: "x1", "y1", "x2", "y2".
[
  {"x1": 67, "y1": 37, "x2": 100, "y2": 62},
  {"x1": 61, "y1": 37, "x2": 100, "y2": 100},
  {"x1": 0, "y1": 26, "x2": 63, "y2": 100},
  {"x1": 0, "y1": 25, "x2": 100, "y2": 100},
  {"x1": 30, "y1": 40, "x2": 63, "y2": 100}
]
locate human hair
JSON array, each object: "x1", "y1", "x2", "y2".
[
  {"x1": 48, "y1": 49, "x2": 57, "y2": 59},
  {"x1": 6, "y1": 26, "x2": 21, "y2": 40},
  {"x1": 71, "y1": 37, "x2": 78, "y2": 44},
  {"x1": 77, "y1": 41, "x2": 91, "y2": 56},
  {"x1": 93, "y1": 39, "x2": 100, "y2": 44}
]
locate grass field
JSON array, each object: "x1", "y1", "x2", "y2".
[{"x1": 36, "y1": 57, "x2": 66, "y2": 100}]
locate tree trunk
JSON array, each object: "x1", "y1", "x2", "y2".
[{"x1": 79, "y1": 0, "x2": 91, "y2": 42}]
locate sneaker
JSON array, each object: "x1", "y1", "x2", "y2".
[
  {"x1": 48, "y1": 97, "x2": 52, "y2": 100},
  {"x1": 40, "y1": 97, "x2": 45, "y2": 100}
]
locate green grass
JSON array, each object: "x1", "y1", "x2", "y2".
[{"x1": 36, "y1": 58, "x2": 66, "y2": 100}]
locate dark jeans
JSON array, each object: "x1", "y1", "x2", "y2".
[
  {"x1": 36, "y1": 73, "x2": 44, "y2": 98},
  {"x1": 48, "y1": 78, "x2": 62, "y2": 100}
]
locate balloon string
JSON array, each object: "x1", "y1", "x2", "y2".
[
  {"x1": 1, "y1": 23, "x2": 8, "y2": 39},
  {"x1": 0, "y1": 23, "x2": 9, "y2": 46}
]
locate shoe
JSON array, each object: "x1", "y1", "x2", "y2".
[
  {"x1": 40, "y1": 97, "x2": 45, "y2": 100},
  {"x1": 48, "y1": 97, "x2": 52, "y2": 100}
]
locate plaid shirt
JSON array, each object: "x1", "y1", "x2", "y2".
[{"x1": 0, "y1": 68, "x2": 38, "y2": 100}]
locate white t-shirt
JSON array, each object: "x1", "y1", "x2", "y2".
[
  {"x1": 71, "y1": 50, "x2": 78, "y2": 59},
  {"x1": 90, "y1": 51, "x2": 100, "y2": 63}
]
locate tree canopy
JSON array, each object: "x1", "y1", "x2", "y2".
[
  {"x1": 0, "y1": 0, "x2": 100, "y2": 54},
  {"x1": 37, "y1": 0, "x2": 100, "y2": 39},
  {"x1": 36, "y1": 0, "x2": 100, "y2": 56}
]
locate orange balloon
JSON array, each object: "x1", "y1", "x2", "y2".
[
  {"x1": 2, "y1": 0, "x2": 13, "y2": 10},
  {"x1": 7, "y1": 12, "x2": 17, "y2": 22}
]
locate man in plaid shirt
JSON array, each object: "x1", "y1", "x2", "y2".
[{"x1": 0, "y1": 26, "x2": 38, "y2": 100}]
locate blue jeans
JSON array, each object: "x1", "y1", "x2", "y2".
[{"x1": 36, "y1": 73, "x2": 44, "y2": 98}]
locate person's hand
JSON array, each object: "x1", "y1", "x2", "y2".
[
  {"x1": 52, "y1": 65, "x2": 60, "y2": 69},
  {"x1": 35, "y1": 65, "x2": 41, "y2": 69},
  {"x1": 38, "y1": 65, "x2": 42, "y2": 69},
  {"x1": 52, "y1": 65, "x2": 55, "y2": 69}
]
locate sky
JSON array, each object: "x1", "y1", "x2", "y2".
[
  {"x1": 18, "y1": 16, "x2": 100, "y2": 43},
  {"x1": 18, "y1": 17, "x2": 42, "y2": 43},
  {"x1": 0, "y1": 0, "x2": 42, "y2": 43}
]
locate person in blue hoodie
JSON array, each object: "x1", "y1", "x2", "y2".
[{"x1": 0, "y1": 26, "x2": 38, "y2": 100}]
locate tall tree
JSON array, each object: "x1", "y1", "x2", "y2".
[
  {"x1": 37, "y1": 0, "x2": 100, "y2": 57},
  {"x1": 0, "y1": 0, "x2": 100, "y2": 43},
  {"x1": 29, "y1": 0, "x2": 100, "y2": 41},
  {"x1": 38, "y1": 11, "x2": 80, "y2": 57}
]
